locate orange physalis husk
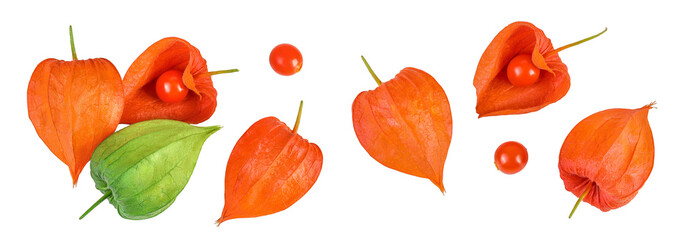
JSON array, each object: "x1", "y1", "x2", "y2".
[
  {"x1": 474, "y1": 21, "x2": 606, "y2": 117},
  {"x1": 27, "y1": 26, "x2": 124, "y2": 185},
  {"x1": 352, "y1": 56, "x2": 452, "y2": 193},
  {"x1": 121, "y1": 37, "x2": 237, "y2": 124},
  {"x1": 218, "y1": 101, "x2": 322, "y2": 224},
  {"x1": 559, "y1": 103, "x2": 655, "y2": 218}
]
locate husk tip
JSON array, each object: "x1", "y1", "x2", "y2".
[
  {"x1": 644, "y1": 101, "x2": 657, "y2": 109},
  {"x1": 432, "y1": 181, "x2": 446, "y2": 194},
  {"x1": 205, "y1": 125, "x2": 223, "y2": 134},
  {"x1": 71, "y1": 174, "x2": 79, "y2": 188},
  {"x1": 216, "y1": 216, "x2": 232, "y2": 227}
]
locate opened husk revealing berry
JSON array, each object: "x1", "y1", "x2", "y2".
[
  {"x1": 121, "y1": 37, "x2": 238, "y2": 124},
  {"x1": 79, "y1": 120, "x2": 220, "y2": 220},
  {"x1": 473, "y1": 22, "x2": 606, "y2": 117}
]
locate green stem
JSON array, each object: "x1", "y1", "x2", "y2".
[
  {"x1": 568, "y1": 183, "x2": 592, "y2": 219},
  {"x1": 361, "y1": 56, "x2": 382, "y2": 86},
  {"x1": 79, "y1": 191, "x2": 111, "y2": 220},
  {"x1": 69, "y1": 25, "x2": 77, "y2": 60},
  {"x1": 292, "y1": 100, "x2": 303, "y2": 133},
  {"x1": 196, "y1": 69, "x2": 239, "y2": 79},
  {"x1": 207, "y1": 69, "x2": 239, "y2": 75},
  {"x1": 545, "y1": 28, "x2": 607, "y2": 58}
]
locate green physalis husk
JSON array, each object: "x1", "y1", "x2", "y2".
[{"x1": 79, "y1": 119, "x2": 220, "y2": 220}]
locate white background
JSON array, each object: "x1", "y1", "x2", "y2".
[{"x1": 2, "y1": 0, "x2": 678, "y2": 239}]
